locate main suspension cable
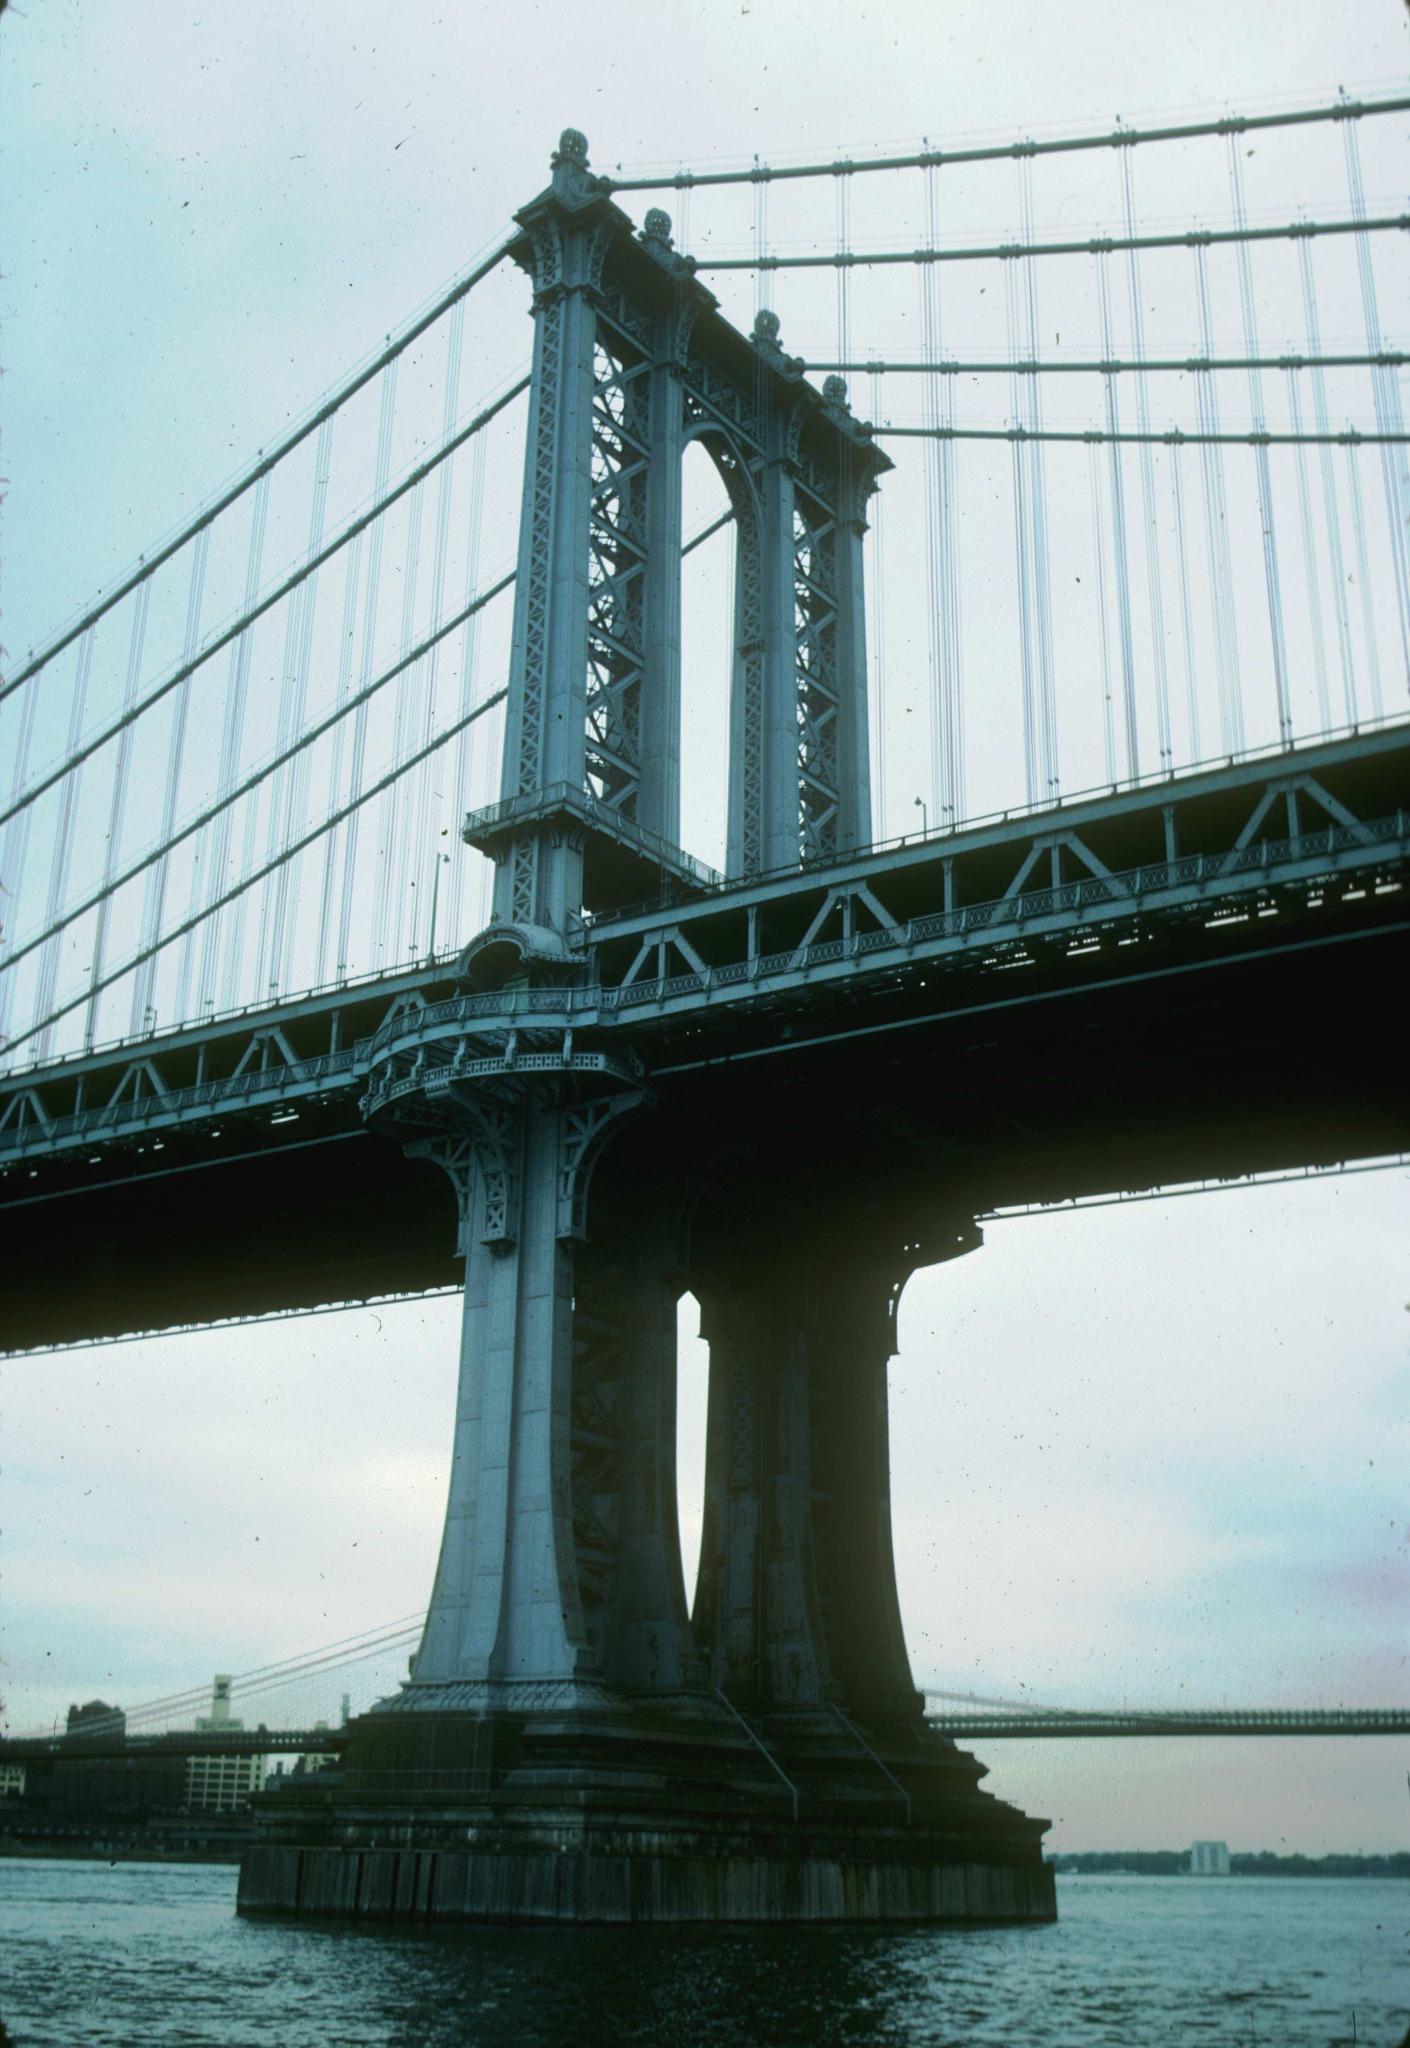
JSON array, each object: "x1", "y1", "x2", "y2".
[
  {"x1": 696, "y1": 214, "x2": 1410, "y2": 272},
  {"x1": 799, "y1": 350, "x2": 1409, "y2": 375},
  {"x1": 603, "y1": 92, "x2": 1410, "y2": 191},
  {"x1": 0, "y1": 238, "x2": 516, "y2": 701},
  {"x1": 4, "y1": 685, "x2": 511, "y2": 1057},
  {"x1": 0, "y1": 377, "x2": 531, "y2": 837}
]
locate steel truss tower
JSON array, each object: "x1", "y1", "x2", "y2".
[{"x1": 239, "y1": 133, "x2": 1053, "y2": 1925}]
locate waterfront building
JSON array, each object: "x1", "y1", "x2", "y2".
[
  {"x1": 65, "y1": 1699, "x2": 124, "y2": 1738},
  {"x1": 195, "y1": 1676, "x2": 238, "y2": 1732},
  {"x1": 183, "y1": 1752, "x2": 267, "y2": 1813},
  {"x1": 1190, "y1": 1839, "x2": 1231, "y2": 1875},
  {"x1": 184, "y1": 1675, "x2": 266, "y2": 1814}
]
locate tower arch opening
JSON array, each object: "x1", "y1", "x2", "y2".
[
  {"x1": 674, "y1": 1287, "x2": 710, "y2": 1615},
  {"x1": 678, "y1": 438, "x2": 738, "y2": 877}
]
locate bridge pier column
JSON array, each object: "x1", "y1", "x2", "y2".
[
  {"x1": 571, "y1": 1219, "x2": 702, "y2": 1691},
  {"x1": 407, "y1": 1093, "x2": 592, "y2": 1692},
  {"x1": 694, "y1": 1274, "x2": 835, "y2": 1708},
  {"x1": 692, "y1": 1229, "x2": 927, "y2": 1723}
]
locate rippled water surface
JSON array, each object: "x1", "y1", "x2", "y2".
[{"x1": 0, "y1": 1860, "x2": 1406, "y2": 2048}]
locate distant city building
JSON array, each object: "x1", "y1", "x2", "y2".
[
  {"x1": 183, "y1": 1675, "x2": 266, "y2": 1814},
  {"x1": 183, "y1": 1751, "x2": 267, "y2": 1812},
  {"x1": 65, "y1": 1698, "x2": 125, "y2": 1739},
  {"x1": 1190, "y1": 1839, "x2": 1231, "y2": 1875},
  {"x1": 299, "y1": 1719, "x2": 339, "y2": 1773},
  {"x1": 195, "y1": 1675, "x2": 238, "y2": 1733},
  {"x1": 0, "y1": 1763, "x2": 27, "y2": 1798}
]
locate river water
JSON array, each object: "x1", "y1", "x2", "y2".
[{"x1": 0, "y1": 1860, "x2": 1405, "y2": 2048}]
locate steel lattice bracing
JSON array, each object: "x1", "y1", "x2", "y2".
[
  {"x1": 585, "y1": 336, "x2": 651, "y2": 821},
  {"x1": 794, "y1": 492, "x2": 842, "y2": 859}
]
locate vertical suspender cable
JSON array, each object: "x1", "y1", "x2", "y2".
[
  {"x1": 754, "y1": 162, "x2": 769, "y2": 321},
  {"x1": 1119, "y1": 147, "x2": 1173, "y2": 767},
  {"x1": 1298, "y1": 241, "x2": 1358, "y2": 722},
  {"x1": 1344, "y1": 426, "x2": 1385, "y2": 719},
  {"x1": 1285, "y1": 368, "x2": 1333, "y2": 733},
  {"x1": 1006, "y1": 253, "x2": 1039, "y2": 806},
  {"x1": 919, "y1": 178, "x2": 944, "y2": 829},
  {"x1": 1192, "y1": 247, "x2": 1244, "y2": 752},
  {"x1": 271, "y1": 416, "x2": 336, "y2": 996},
  {"x1": 1096, "y1": 253, "x2": 1141, "y2": 777},
  {"x1": 312, "y1": 534, "x2": 364, "y2": 985},
  {"x1": 1342, "y1": 116, "x2": 1410, "y2": 688},
  {"x1": 922, "y1": 160, "x2": 963, "y2": 826},
  {"x1": 446, "y1": 426, "x2": 489, "y2": 952},
  {"x1": 257, "y1": 416, "x2": 334, "y2": 998},
  {"x1": 409, "y1": 301, "x2": 466, "y2": 959},
  {"x1": 0, "y1": 674, "x2": 47, "y2": 1045},
  {"x1": 1089, "y1": 446, "x2": 1119, "y2": 784},
  {"x1": 87, "y1": 579, "x2": 152, "y2": 1044},
  {"x1": 335, "y1": 363, "x2": 399, "y2": 980},
  {"x1": 1020, "y1": 160, "x2": 1059, "y2": 799},
  {"x1": 276, "y1": 411, "x2": 338, "y2": 995},
  {"x1": 1226, "y1": 141, "x2": 1291, "y2": 744},
  {"x1": 941, "y1": 408, "x2": 965, "y2": 823},
  {"x1": 153, "y1": 530, "x2": 210, "y2": 1028},
  {"x1": 835, "y1": 169, "x2": 852, "y2": 369},
  {"x1": 868, "y1": 367, "x2": 887, "y2": 839},
  {"x1": 200, "y1": 474, "x2": 271, "y2": 1014},
  {"x1": 1168, "y1": 451, "x2": 1202, "y2": 763},
  {"x1": 372, "y1": 472, "x2": 426, "y2": 967},
  {"x1": 30, "y1": 629, "x2": 98, "y2": 1059}
]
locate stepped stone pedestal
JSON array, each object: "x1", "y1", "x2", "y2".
[
  {"x1": 239, "y1": 1691, "x2": 1053, "y2": 1924},
  {"x1": 239, "y1": 1121, "x2": 1054, "y2": 1927}
]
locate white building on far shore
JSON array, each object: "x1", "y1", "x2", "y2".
[{"x1": 184, "y1": 1674, "x2": 266, "y2": 1814}]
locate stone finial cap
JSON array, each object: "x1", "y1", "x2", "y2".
[
  {"x1": 553, "y1": 128, "x2": 590, "y2": 169},
  {"x1": 640, "y1": 208, "x2": 674, "y2": 257}
]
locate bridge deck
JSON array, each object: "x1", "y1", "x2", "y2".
[{"x1": 2, "y1": 727, "x2": 1407, "y2": 1348}]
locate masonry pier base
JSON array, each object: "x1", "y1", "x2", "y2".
[{"x1": 238, "y1": 1695, "x2": 1054, "y2": 1925}]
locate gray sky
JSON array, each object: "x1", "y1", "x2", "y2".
[{"x1": 2, "y1": 0, "x2": 1408, "y2": 1851}]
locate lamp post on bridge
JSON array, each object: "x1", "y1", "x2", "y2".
[
  {"x1": 425, "y1": 852, "x2": 450, "y2": 965},
  {"x1": 915, "y1": 795, "x2": 929, "y2": 837}
]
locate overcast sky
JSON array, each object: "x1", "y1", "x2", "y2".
[{"x1": 2, "y1": 0, "x2": 1408, "y2": 1852}]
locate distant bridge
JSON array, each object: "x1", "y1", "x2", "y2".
[
  {"x1": 6, "y1": 1707, "x2": 1407, "y2": 1764},
  {"x1": 1, "y1": 1728, "x2": 344, "y2": 1765},
  {"x1": 923, "y1": 1706, "x2": 1410, "y2": 1739}
]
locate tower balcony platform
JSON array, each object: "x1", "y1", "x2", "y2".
[{"x1": 463, "y1": 783, "x2": 721, "y2": 918}]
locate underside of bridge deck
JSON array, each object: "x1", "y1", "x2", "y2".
[{"x1": 3, "y1": 886, "x2": 1402, "y2": 1352}]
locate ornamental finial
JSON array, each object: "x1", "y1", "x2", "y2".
[
  {"x1": 641, "y1": 208, "x2": 674, "y2": 252},
  {"x1": 751, "y1": 307, "x2": 782, "y2": 348},
  {"x1": 822, "y1": 374, "x2": 849, "y2": 408},
  {"x1": 554, "y1": 128, "x2": 590, "y2": 169}
]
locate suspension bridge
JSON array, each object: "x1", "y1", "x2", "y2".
[
  {"x1": 7, "y1": 1611, "x2": 1406, "y2": 1761},
  {"x1": 3, "y1": 99, "x2": 1407, "y2": 1924}
]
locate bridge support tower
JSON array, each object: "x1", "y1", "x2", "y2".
[{"x1": 238, "y1": 132, "x2": 1053, "y2": 1925}]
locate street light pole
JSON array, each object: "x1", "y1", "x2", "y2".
[
  {"x1": 914, "y1": 795, "x2": 929, "y2": 836},
  {"x1": 427, "y1": 853, "x2": 451, "y2": 964}
]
